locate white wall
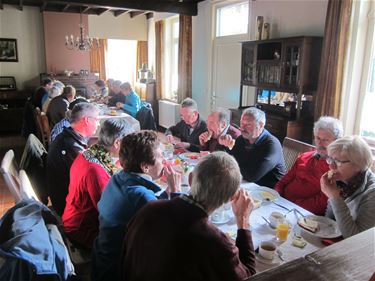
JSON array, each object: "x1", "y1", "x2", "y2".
[
  {"x1": 192, "y1": 0, "x2": 328, "y2": 118},
  {"x1": 0, "y1": 5, "x2": 45, "y2": 90},
  {"x1": 89, "y1": 12, "x2": 147, "y2": 40}
]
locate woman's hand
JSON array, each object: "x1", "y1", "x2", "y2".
[
  {"x1": 231, "y1": 189, "x2": 254, "y2": 229},
  {"x1": 321, "y1": 172, "x2": 341, "y2": 199},
  {"x1": 164, "y1": 164, "x2": 181, "y2": 194}
]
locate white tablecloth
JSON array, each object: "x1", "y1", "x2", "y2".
[
  {"x1": 97, "y1": 109, "x2": 140, "y2": 136},
  {"x1": 216, "y1": 182, "x2": 324, "y2": 273}
]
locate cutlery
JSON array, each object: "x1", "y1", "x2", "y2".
[
  {"x1": 294, "y1": 209, "x2": 307, "y2": 223},
  {"x1": 276, "y1": 249, "x2": 285, "y2": 261},
  {"x1": 271, "y1": 201, "x2": 291, "y2": 212},
  {"x1": 261, "y1": 216, "x2": 275, "y2": 229}
]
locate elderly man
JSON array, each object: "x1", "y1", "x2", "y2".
[
  {"x1": 121, "y1": 151, "x2": 256, "y2": 281},
  {"x1": 31, "y1": 78, "x2": 53, "y2": 109},
  {"x1": 199, "y1": 108, "x2": 241, "y2": 152},
  {"x1": 107, "y1": 80, "x2": 123, "y2": 106},
  {"x1": 165, "y1": 98, "x2": 207, "y2": 152},
  {"x1": 47, "y1": 103, "x2": 100, "y2": 215},
  {"x1": 221, "y1": 107, "x2": 285, "y2": 187},
  {"x1": 275, "y1": 116, "x2": 343, "y2": 215},
  {"x1": 115, "y1": 82, "x2": 141, "y2": 117}
]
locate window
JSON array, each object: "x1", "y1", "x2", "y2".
[
  {"x1": 163, "y1": 16, "x2": 179, "y2": 101},
  {"x1": 359, "y1": 32, "x2": 375, "y2": 138},
  {"x1": 216, "y1": 2, "x2": 248, "y2": 37},
  {"x1": 106, "y1": 39, "x2": 137, "y2": 85}
]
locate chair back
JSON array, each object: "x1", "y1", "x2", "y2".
[
  {"x1": 19, "y1": 170, "x2": 41, "y2": 202},
  {"x1": 20, "y1": 134, "x2": 48, "y2": 204},
  {"x1": 0, "y1": 149, "x2": 21, "y2": 203},
  {"x1": 35, "y1": 107, "x2": 51, "y2": 149},
  {"x1": 282, "y1": 137, "x2": 315, "y2": 171},
  {"x1": 136, "y1": 102, "x2": 157, "y2": 130}
]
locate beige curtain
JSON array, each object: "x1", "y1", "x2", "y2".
[
  {"x1": 155, "y1": 20, "x2": 165, "y2": 100},
  {"x1": 177, "y1": 15, "x2": 192, "y2": 102},
  {"x1": 136, "y1": 41, "x2": 148, "y2": 80},
  {"x1": 89, "y1": 39, "x2": 108, "y2": 81},
  {"x1": 314, "y1": 0, "x2": 352, "y2": 119}
]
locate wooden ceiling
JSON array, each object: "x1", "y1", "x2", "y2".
[{"x1": 0, "y1": 0, "x2": 205, "y2": 17}]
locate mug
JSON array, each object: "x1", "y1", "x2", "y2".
[
  {"x1": 259, "y1": 241, "x2": 276, "y2": 260},
  {"x1": 269, "y1": 211, "x2": 284, "y2": 228}
]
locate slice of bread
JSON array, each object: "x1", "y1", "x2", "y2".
[
  {"x1": 228, "y1": 139, "x2": 236, "y2": 150},
  {"x1": 298, "y1": 218, "x2": 319, "y2": 233},
  {"x1": 327, "y1": 170, "x2": 334, "y2": 179}
]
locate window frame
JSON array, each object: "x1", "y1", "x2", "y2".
[{"x1": 215, "y1": 0, "x2": 249, "y2": 38}]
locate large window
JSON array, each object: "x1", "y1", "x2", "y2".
[
  {"x1": 106, "y1": 39, "x2": 137, "y2": 85},
  {"x1": 163, "y1": 16, "x2": 179, "y2": 101},
  {"x1": 216, "y1": 2, "x2": 248, "y2": 37}
]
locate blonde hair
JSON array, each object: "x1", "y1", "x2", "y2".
[{"x1": 328, "y1": 136, "x2": 373, "y2": 171}]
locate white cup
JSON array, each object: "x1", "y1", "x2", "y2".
[
  {"x1": 259, "y1": 241, "x2": 277, "y2": 260},
  {"x1": 269, "y1": 211, "x2": 284, "y2": 228},
  {"x1": 211, "y1": 206, "x2": 225, "y2": 223}
]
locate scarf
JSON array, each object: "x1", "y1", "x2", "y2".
[
  {"x1": 336, "y1": 171, "x2": 366, "y2": 199},
  {"x1": 83, "y1": 144, "x2": 118, "y2": 176}
]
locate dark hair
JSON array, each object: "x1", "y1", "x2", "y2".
[
  {"x1": 42, "y1": 78, "x2": 53, "y2": 86},
  {"x1": 95, "y1": 80, "x2": 106, "y2": 88},
  {"x1": 62, "y1": 85, "x2": 76, "y2": 99},
  {"x1": 119, "y1": 130, "x2": 159, "y2": 173}
]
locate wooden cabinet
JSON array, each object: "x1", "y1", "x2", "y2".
[{"x1": 237, "y1": 36, "x2": 322, "y2": 143}]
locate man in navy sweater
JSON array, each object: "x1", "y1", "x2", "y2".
[{"x1": 221, "y1": 107, "x2": 285, "y2": 187}]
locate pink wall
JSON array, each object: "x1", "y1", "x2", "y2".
[{"x1": 43, "y1": 12, "x2": 90, "y2": 74}]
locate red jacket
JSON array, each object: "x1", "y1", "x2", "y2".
[
  {"x1": 275, "y1": 151, "x2": 329, "y2": 215},
  {"x1": 62, "y1": 153, "x2": 110, "y2": 249}
]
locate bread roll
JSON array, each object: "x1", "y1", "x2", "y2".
[{"x1": 327, "y1": 170, "x2": 334, "y2": 179}]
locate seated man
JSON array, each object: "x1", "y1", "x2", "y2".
[
  {"x1": 115, "y1": 82, "x2": 141, "y2": 117},
  {"x1": 275, "y1": 116, "x2": 343, "y2": 215},
  {"x1": 222, "y1": 107, "x2": 285, "y2": 187},
  {"x1": 165, "y1": 98, "x2": 207, "y2": 152},
  {"x1": 199, "y1": 108, "x2": 241, "y2": 152},
  {"x1": 47, "y1": 103, "x2": 100, "y2": 215},
  {"x1": 62, "y1": 119, "x2": 134, "y2": 249},
  {"x1": 31, "y1": 78, "x2": 53, "y2": 109},
  {"x1": 94, "y1": 79, "x2": 109, "y2": 98},
  {"x1": 121, "y1": 151, "x2": 256, "y2": 281}
]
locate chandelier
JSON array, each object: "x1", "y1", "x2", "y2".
[{"x1": 65, "y1": 12, "x2": 100, "y2": 51}]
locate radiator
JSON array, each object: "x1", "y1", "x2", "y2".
[{"x1": 158, "y1": 100, "x2": 181, "y2": 129}]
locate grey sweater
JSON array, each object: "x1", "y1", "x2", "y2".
[{"x1": 326, "y1": 169, "x2": 375, "y2": 238}]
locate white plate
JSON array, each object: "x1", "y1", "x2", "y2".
[
  {"x1": 244, "y1": 186, "x2": 280, "y2": 202},
  {"x1": 209, "y1": 213, "x2": 231, "y2": 225},
  {"x1": 297, "y1": 215, "x2": 341, "y2": 239},
  {"x1": 254, "y1": 252, "x2": 281, "y2": 265},
  {"x1": 178, "y1": 152, "x2": 201, "y2": 164}
]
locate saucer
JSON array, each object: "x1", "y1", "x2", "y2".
[
  {"x1": 255, "y1": 252, "x2": 281, "y2": 265},
  {"x1": 209, "y1": 213, "x2": 231, "y2": 225}
]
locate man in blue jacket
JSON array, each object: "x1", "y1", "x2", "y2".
[{"x1": 116, "y1": 82, "x2": 141, "y2": 117}]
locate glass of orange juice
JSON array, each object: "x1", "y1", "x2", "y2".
[{"x1": 276, "y1": 219, "x2": 289, "y2": 241}]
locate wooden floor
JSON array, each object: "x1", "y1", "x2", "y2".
[{"x1": 0, "y1": 134, "x2": 25, "y2": 217}]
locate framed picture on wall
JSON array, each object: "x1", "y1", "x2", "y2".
[{"x1": 0, "y1": 38, "x2": 18, "y2": 62}]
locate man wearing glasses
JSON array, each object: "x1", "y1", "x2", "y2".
[
  {"x1": 275, "y1": 116, "x2": 343, "y2": 215},
  {"x1": 47, "y1": 103, "x2": 100, "y2": 215}
]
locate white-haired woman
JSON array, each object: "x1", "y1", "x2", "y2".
[{"x1": 321, "y1": 136, "x2": 375, "y2": 238}]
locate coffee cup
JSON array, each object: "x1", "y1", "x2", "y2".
[
  {"x1": 211, "y1": 206, "x2": 225, "y2": 223},
  {"x1": 259, "y1": 241, "x2": 277, "y2": 260},
  {"x1": 269, "y1": 211, "x2": 284, "y2": 228}
]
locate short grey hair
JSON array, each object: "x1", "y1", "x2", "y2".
[
  {"x1": 48, "y1": 87, "x2": 60, "y2": 98},
  {"x1": 328, "y1": 136, "x2": 373, "y2": 171},
  {"x1": 113, "y1": 80, "x2": 122, "y2": 87},
  {"x1": 242, "y1": 107, "x2": 266, "y2": 125},
  {"x1": 53, "y1": 80, "x2": 65, "y2": 91},
  {"x1": 120, "y1": 82, "x2": 133, "y2": 91},
  {"x1": 211, "y1": 107, "x2": 230, "y2": 125},
  {"x1": 98, "y1": 118, "x2": 135, "y2": 148},
  {"x1": 181, "y1": 98, "x2": 198, "y2": 111},
  {"x1": 190, "y1": 151, "x2": 242, "y2": 211},
  {"x1": 70, "y1": 103, "x2": 99, "y2": 124},
  {"x1": 314, "y1": 116, "x2": 343, "y2": 139}
]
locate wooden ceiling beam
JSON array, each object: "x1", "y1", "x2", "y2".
[
  {"x1": 40, "y1": 0, "x2": 47, "y2": 12},
  {"x1": 0, "y1": 0, "x2": 3, "y2": 10},
  {"x1": 146, "y1": 12, "x2": 153, "y2": 20},
  {"x1": 81, "y1": 5, "x2": 90, "y2": 13},
  {"x1": 62, "y1": 4, "x2": 70, "y2": 12},
  {"x1": 18, "y1": 0, "x2": 22, "y2": 11},
  {"x1": 130, "y1": 11, "x2": 144, "y2": 18},
  {"x1": 113, "y1": 9, "x2": 129, "y2": 17},
  {"x1": 96, "y1": 7, "x2": 108, "y2": 15}
]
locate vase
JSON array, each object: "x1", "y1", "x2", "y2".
[
  {"x1": 256, "y1": 16, "x2": 264, "y2": 40},
  {"x1": 262, "y1": 23, "x2": 270, "y2": 40}
]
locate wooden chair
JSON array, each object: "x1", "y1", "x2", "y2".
[
  {"x1": 19, "y1": 170, "x2": 41, "y2": 202},
  {"x1": 35, "y1": 107, "x2": 51, "y2": 149},
  {"x1": 0, "y1": 149, "x2": 21, "y2": 203},
  {"x1": 282, "y1": 137, "x2": 315, "y2": 171}
]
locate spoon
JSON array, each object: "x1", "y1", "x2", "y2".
[
  {"x1": 261, "y1": 216, "x2": 275, "y2": 229},
  {"x1": 276, "y1": 249, "x2": 285, "y2": 261}
]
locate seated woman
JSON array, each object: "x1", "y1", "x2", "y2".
[
  {"x1": 321, "y1": 136, "x2": 375, "y2": 238},
  {"x1": 62, "y1": 118, "x2": 134, "y2": 250},
  {"x1": 92, "y1": 130, "x2": 181, "y2": 281},
  {"x1": 47, "y1": 85, "x2": 76, "y2": 128},
  {"x1": 275, "y1": 116, "x2": 343, "y2": 215}
]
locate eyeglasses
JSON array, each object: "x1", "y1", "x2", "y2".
[{"x1": 326, "y1": 157, "x2": 350, "y2": 167}]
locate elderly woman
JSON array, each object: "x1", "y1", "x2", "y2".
[
  {"x1": 121, "y1": 151, "x2": 256, "y2": 281},
  {"x1": 92, "y1": 130, "x2": 181, "y2": 281},
  {"x1": 62, "y1": 118, "x2": 134, "y2": 249},
  {"x1": 321, "y1": 136, "x2": 375, "y2": 238},
  {"x1": 275, "y1": 116, "x2": 343, "y2": 215}
]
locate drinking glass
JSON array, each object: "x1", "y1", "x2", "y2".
[{"x1": 276, "y1": 219, "x2": 289, "y2": 241}]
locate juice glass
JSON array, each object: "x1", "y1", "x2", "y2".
[{"x1": 276, "y1": 220, "x2": 289, "y2": 241}]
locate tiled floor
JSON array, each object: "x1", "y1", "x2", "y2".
[{"x1": 0, "y1": 134, "x2": 25, "y2": 217}]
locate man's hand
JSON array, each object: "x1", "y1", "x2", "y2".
[
  {"x1": 166, "y1": 135, "x2": 174, "y2": 144},
  {"x1": 164, "y1": 164, "x2": 181, "y2": 194},
  {"x1": 199, "y1": 131, "x2": 211, "y2": 146},
  {"x1": 231, "y1": 189, "x2": 254, "y2": 229},
  {"x1": 116, "y1": 102, "x2": 124, "y2": 109},
  {"x1": 174, "y1": 142, "x2": 190, "y2": 150},
  {"x1": 321, "y1": 172, "x2": 341, "y2": 199},
  {"x1": 218, "y1": 135, "x2": 233, "y2": 147}
]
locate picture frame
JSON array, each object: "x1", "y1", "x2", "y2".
[{"x1": 0, "y1": 38, "x2": 18, "y2": 62}]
